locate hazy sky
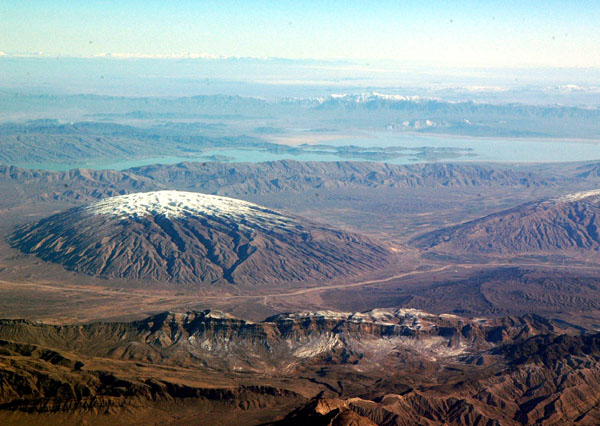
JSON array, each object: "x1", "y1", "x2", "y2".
[{"x1": 2, "y1": 1, "x2": 599, "y2": 67}]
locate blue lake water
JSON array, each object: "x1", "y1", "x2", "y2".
[
  {"x1": 327, "y1": 133, "x2": 600, "y2": 163},
  {"x1": 15, "y1": 133, "x2": 600, "y2": 171}
]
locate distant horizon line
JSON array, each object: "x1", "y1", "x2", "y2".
[{"x1": 1, "y1": 52, "x2": 600, "y2": 71}]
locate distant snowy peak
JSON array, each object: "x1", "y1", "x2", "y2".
[
  {"x1": 551, "y1": 84, "x2": 600, "y2": 94},
  {"x1": 322, "y1": 92, "x2": 435, "y2": 103},
  {"x1": 387, "y1": 119, "x2": 450, "y2": 130}
]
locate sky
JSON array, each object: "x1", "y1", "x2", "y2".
[{"x1": 1, "y1": 1, "x2": 600, "y2": 68}]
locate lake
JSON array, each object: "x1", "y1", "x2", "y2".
[{"x1": 15, "y1": 132, "x2": 600, "y2": 171}]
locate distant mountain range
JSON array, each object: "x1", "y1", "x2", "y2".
[
  {"x1": 1, "y1": 92, "x2": 599, "y2": 142},
  {"x1": 3, "y1": 159, "x2": 600, "y2": 209},
  {"x1": 0, "y1": 160, "x2": 576, "y2": 206}
]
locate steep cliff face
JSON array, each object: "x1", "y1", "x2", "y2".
[
  {"x1": 0, "y1": 308, "x2": 560, "y2": 373},
  {"x1": 9, "y1": 190, "x2": 392, "y2": 286}
]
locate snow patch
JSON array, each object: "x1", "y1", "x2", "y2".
[
  {"x1": 85, "y1": 190, "x2": 286, "y2": 224},
  {"x1": 325, "y1": 92, "x2": 430, "y2": 103},
  {"x1": 558, "y1": 189, "x2": 600, "y2": 203},
  {"x1": 293, "y1": 333, "x2": 340, "y2": 358},
  {"x1": 279, "y1": 308, "x2": 434, "y2": 328}
]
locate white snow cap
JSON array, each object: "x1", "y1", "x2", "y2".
[{"x1": 85, "y1": 190, "x2": 280, "y2": 220}]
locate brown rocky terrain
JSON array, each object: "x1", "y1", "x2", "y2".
[
  {"x1": 413, "y1": 189, "x2": 600, "y2": 255},
  {"x1": 8, "y1": 190, "x2": 393, "y2": 286},
  {"x1": 2, "y1": 160, "x2": 600, "y2": 424},
  {"x1": 275, "y1": 332, "x2": 600, "y2": 426},
  {"x1": 0, "y1": 160, "x2": 570, "y2": 209},
  {"x1": 0, "y1": 308, "x2": 597, "y2": 425},
  {"x1": 128, "y1": 160, "x2": 557, "y2": 194},
  {"x1": 0, "y1": 165, "x2": 157, "y2": 208}
]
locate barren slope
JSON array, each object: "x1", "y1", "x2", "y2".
[{"x1": 413, "y1": 189, "x2": 600, "y2": 255}]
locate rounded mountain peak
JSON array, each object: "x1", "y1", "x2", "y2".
[{"x1": 10, "y1": 191, "x2": 392, "y2": 287}]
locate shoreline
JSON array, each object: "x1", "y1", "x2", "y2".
[{"x1": 265, "y1": 129, "x2": 600, "y2": 146}]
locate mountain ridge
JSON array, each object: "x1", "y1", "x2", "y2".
[{"x1": 412, "y1": 188, "x2": 600, "y2": 255}]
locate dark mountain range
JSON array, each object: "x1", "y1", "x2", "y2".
[
  {"x1": 129, "y1": 160, "x2": 554, "y2": 195},
  {"x1": 9, "y1": 190, "x2": 392, "y2": 286},
  {"x1": 413, "y1": 189, "x2": 600, "y2": 254},
  {"x1": 0, "y1": 160, "x2": 569, "y2": 209},
  {"x1": 0, "y1": 165, "x2": 156, "y2": 206}
]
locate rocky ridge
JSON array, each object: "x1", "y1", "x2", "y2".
[
  {"x1": 413, "y1": 188, "x2": 600, "y2": 254},
  {"x1": 0, "y1": 308, "x2": 563, "y2": 373},
  {"x1": 0, "y1": 308, "x2": 597, "y2": 425}
]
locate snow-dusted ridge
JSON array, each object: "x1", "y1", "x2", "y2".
[
  {"x1": 557, "y1": 189, "x2": 600, "y2": 203},
  {"x1": 324, "y1": 92, "x2": 433, "y2": 103},
  {"x1": 84, "y1": 190, "x2": 281, "y2": 221},
  {"x1": 276, "y1": 308, "x2": 444, "y2": 329}
]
